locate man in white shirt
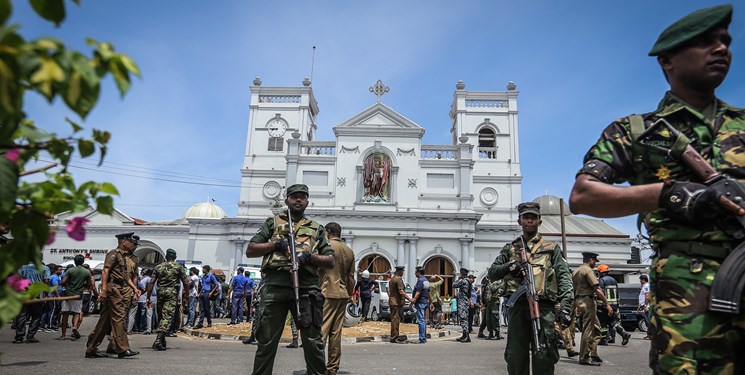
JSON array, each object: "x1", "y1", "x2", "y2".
[
  {"x1": 186, "y1": 267, "x2": 200, "y2": 328},
  {"x1": 638, "y1": 275, "x2": 651, "y2": 340}
]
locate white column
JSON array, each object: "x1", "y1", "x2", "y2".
[
  {"x1": 231, "y1": 240, "x2": 245, "y2": 275},
  {"x1": 459, "y1": 238, "x2": 472, "y2": 271},
  {"x1": 407, "y1": 238, "x2": 418, "y2": 286},
  {"x1": 396, "y1": 238, "x2": 406, "y2": 267},
  {"x1": 344, "y1": 234, "x2": 355, "y2": 249}
]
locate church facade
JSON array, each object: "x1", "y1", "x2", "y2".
[{"x1": 43, "y1": 78, "x2": 645, "y2": 289}]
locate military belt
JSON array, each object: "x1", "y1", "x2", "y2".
[{"x1": 657, "y1": 241, "x2": 733, "y2": 261}]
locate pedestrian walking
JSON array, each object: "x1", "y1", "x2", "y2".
[
  {"x1": 85, "y1": 232, "x2": 141, "y2": 359},
  {"x1": 13, "y1": 262, "x2": 45, "y2": 344},
  {"x1": 411, "y1": 266, "x2": 430, "y2": 343},
  {"x1": 146, "y1": 248, "x2": 191, "y2": 351},
  {"x1": 194, "y1": 265, "x2": 219, "y2": 329},
  {"x1": 428, "y1": 274, "x2": 444, "y2": 329},
  {"x1": 596, "y1": 264, "x2": 631, "y2": 346},
  {"x1": 228, "y1": 267, "x2": 249, "y2": 324},
  {"x1": 59, "y1": 254, "x2": 95, "y2": 341},
  {"x1": 638, "y1": 275, "x2": 651, "y2": 340},
  {"x1": 354, "y1": 270, "x2": 376, "y2": 322}
]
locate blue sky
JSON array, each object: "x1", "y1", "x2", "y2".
[{"x1": 14, "y1": 1, "x2": 745, "y2": 236}]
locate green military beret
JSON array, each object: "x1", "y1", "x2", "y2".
[
  {"x1": 649, "y1": 4, "x2": 733, "y2": 56},
  {"x1": 286, "y1": 183, "x2": 309, "y2": 197}
]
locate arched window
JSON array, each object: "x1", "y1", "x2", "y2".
[{"x1": 478, "y1": 128, "x2": 496, "y2": 159}]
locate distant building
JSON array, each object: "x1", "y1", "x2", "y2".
[{"x1": 44, "y1": 79, "x2": 646, "y2": 292}]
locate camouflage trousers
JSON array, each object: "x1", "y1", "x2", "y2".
[
  {"x1": 649, "y1": 253, "x2": 745, "y2": 374},
  {"x1": 156, "y1": 288, "x2": 178, "y2": 333},
  {"x1": 458, "y1": 298, "x2": 470, "y2": 332}
]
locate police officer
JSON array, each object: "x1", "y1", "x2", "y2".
[
  {"x1": 146, "y1": 248, "x2": 191, "y2": 351},
  {"x1": 452, "y1": 267, "x2": 472, "y2": 343},
  {"x1": 570, "y1": 5, "x2": 745, "y2": 373},
  {"x1": 85, "y1": 232, "x2": 140, "y2": 359},
  {"x1": 228, "y1": 267, "x2": 248, "y2": 324},
  {"x1": 245, "y1": 184, "x2": 335, "y2": 375},
  {"x1": 488, "y1": 202, "x2": 574, "y2": 375},
  {"x1": 388, "y1": 265, "x2": 410, "y2": 343},
  {"x1": 595, "y1": 264, "x2": 631, "y2": 346},
  {"x1": 573, "y1": 252, "x2": 613, "y2": 366}
]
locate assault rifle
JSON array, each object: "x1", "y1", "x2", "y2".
[
  {"x1": 504, "y1": 237, "x2": 545, "y2": 352},
  {"x1": 638, "y1": 118, "x2": 745, "y2": 314},
  {"x1": 286, "y1": 210, "x2": 302, "y2": 319}
]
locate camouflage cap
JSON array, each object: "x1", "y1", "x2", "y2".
[
  {"x1": 286, "y1": 184, "x2": 309, "y2": 197},
  {"x1": 517, "y1": 202, "x2": 541, "y2": 217},
  {"x1": 649, "y1": 4, "x2": 733, "y2": 56},
  {"x1": 166, "y1": 248, "x2": 177, "y2": 257}
]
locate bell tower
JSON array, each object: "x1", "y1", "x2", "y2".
[{"x1": 237, "y1": 77, "x2": 319, "y2": 218}]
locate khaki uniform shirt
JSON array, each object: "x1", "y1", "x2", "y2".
[
  {"x1": 319, "y1": 238, "x2": 355, "y2": 299},
  {"x1": 389, "y1": 275, "x2": 404, "y2": 306},
  {"x1": 572, "y1": 263, "x2": 598, "y2": 297},
  {"x1": 104, "y1": 248, "x2": 138, "y2": 283}
]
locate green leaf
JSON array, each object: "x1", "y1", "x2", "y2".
[
  {"x1": 96, "y1": 195, "x2": 113, "y2": 215},
  {"x1": 77, "y1": 139, "x2": 94, "y2": 157},
  {"x1": 100, "y1": 182, "x2": 118, "y2": 195},
  {"x1": 65, "y1": 117, "x2": 82, "y2": 133},
  {"x1": 64, "y1": 69, "x2": 81, "y2": 106},
  {"x1": 109, "y1": 57, "x2": 130, "y2": 96},
  {"x1": 98, "y1": 145, "x2": 106, "y2": 166},
  {"x1": 30, "y1": 56, "x2": 64, "y2": 100},
  {"x1": 119, "y1": 54, "x2": 140, "y2": 77},
  {"x1": 30, "y1": 0, "x2": 66, "y2": 27},
  {"x1": 0, "y1": 155, "x2": 18, "y2": 222},
  {"x1": 0, "y1": 0, "x2": 11, "y2": 26},
  {"x1": 0, "y1": 287, "x2": 22, "y2": 325}
]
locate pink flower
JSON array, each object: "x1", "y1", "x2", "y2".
[
  {"x1": 5, "y1": 148, "x2": 20, "y2": 163},
  {"x1": 66, "y1": 217, "x2": 90, "y2": 241},
  {"x1": 7, "y1": 274, "x2": 30, "y2": 292},
  {"x1": 46, "y1": 230, "x2": 56, "y2": 245}
]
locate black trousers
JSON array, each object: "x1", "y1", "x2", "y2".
[{"x1": 15, "y1": 303, "x2": 43, "y2": 340}]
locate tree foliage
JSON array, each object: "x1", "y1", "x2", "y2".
[{"x1": 0, "y1": 0, "x2": 139, "y2": 325}]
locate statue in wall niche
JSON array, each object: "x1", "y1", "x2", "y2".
[{"x1": 363, "y1": 153, "x2": 391, "y2": 203}]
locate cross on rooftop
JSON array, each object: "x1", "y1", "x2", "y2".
[{"x1": 369, "y1": 79, "x2": 389, "y2": 102}]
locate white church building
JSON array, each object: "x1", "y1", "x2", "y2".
[{"x1": 44, "y1": 78, "x2": 646, "y2": 291}]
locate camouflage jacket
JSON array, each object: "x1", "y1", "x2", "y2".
[
  {"x1": 579, "y1": 91, "x2": 745, "y2": 245},
  {"x1": 488, "y1": 233, "x2": 574, "y2": 310},
  {"x1": 153, "y1": 260, "x2": 187, "y2": 290}
]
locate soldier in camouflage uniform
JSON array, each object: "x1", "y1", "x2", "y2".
[
  {"x1": 489, "y1": 202, "x2": 574, "y2": 375},
  {"x1": 485, "y1": 278, "x2": 503, "y2": 340},
  {"x1": 146, "y1": 248, "x2": 190, "y2": 351},
  {"x1": 570, "y1": 5, "x2": 745, "y2": 374},
  {"x1": 246, "y1": 184, "x2": 335, "y2": 375},
  {"x1": 242, "y1": 272, "x2": 264, "y2": 345},
  {"x1": 452, "y1": 267, "x2": 473, "y2": 343}
]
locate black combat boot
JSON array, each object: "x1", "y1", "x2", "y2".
[
  {"x1": 162, "y1": 333, "x2": 167, "y2": 349},
  {"x1": 477, "y1": 330, "x2": 486, "y2": 339},
  {"x1": 486, "y1": 331, "x2": 494, "y2": 340},
  {"x1": 286, "y1": 338, "x2": 299, "y2": 348},
  {"x1": 153, "y1": 332, "x2": 166, "y2": 351},
  {"x1": 461, "y1": 332, "x2": 471, "y2": 343},
  {"x1": 494, "y1": 330, "x2": 502, "y2": 340}
]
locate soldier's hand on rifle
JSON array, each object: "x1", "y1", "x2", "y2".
[
  {"x1": 274, "y1": 238, "x2": 289, "y2": 254},
  {"x1": 508, "y1": 261, "x2": 523, "y2": 278},
  {"x1": 659, "y1": 181, "x2": 728, "y2": 223},
  {"x1": 296, "y1": 251, "x2": 312, "y2": 266}
]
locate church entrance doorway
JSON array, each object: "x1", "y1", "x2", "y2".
[{"x1": 357, "y1": 254, "x2": 392, "y2": 280}]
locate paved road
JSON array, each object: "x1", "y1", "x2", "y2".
[{"x1": 1, "y1": 317, "x2": 652, "y2": 374}]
